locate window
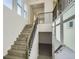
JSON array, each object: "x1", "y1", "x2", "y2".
[
  {"x1": 23, "y1": 4, "x2": 27, "y2": 18},
  {"x1": 24, "y1": 11, "x2": 26, "y2": 18},
  {"x1": 3, "y1": 0, "x2": 12, "y2": 9},
  {"x1": 17, "y1": 0, "x2": 22, "y2": 6},
  {"x1": 17, "y1": 0, "x2": 22, "y2": 16},
  {"x1": 17, "y1": 6, "x2": 22, "y2": 16},
  {"x1": 17, "y1": 0, "x2": 27, "y2": 18},
  {"x1": 69, "y1": 21, "x2": 73, "y2": 27},
  {"x1": 68, "y1": 0, "x2": 73, "y2": 4}
]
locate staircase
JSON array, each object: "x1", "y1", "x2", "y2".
[{"x1": 4, "y1": 24, "x2": 33, "y2": 59}]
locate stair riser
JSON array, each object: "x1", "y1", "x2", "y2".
[
  {"x1": 12, "y1": 46, "x2": 26, "y2": 51},
  {"x1": 21, "y1": 31, "x2": 30, "y2": 34},
  {"x1": 22, "y1": 29, "x2": 32, "y2": 32},
  {"x1": 12, "y1": 45, "x2": 26, "y2": 48},
  {"x1": 14, "y1": 42, "x2": 27, "y2": 45},
  {"x1": 4, "y1": 57, "x2": 25, "y2": 59},
  {"x1": 17, "y1": 38, "x2": 27, "y2": 41},
  {"x1": 15, "y1": 41, "x2": 27, "y2": 43},
  {"x1": 20, "y1": 35, "x2": 29, "y2": 38},
  {"x1": 22, "y1": 30, "x2": 31, "y2": 33},
  {"x1": 8, "y1": 51, "x2": 26, "y2": 57},
  {"x1": 18, "y1": 36, "x2": 28, "y2": 39}
]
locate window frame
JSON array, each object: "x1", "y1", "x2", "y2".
[{"x1": 16, "y1": 0, "x2": 27, "y2": 18}]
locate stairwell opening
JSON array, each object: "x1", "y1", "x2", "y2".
[{"x1": 38, "y1": 32, "x2": 52, "y2": 59}]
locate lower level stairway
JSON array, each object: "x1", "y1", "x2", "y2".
[
  {"x1": 38, "y1": 44, "x2": 52, "y2": 59},
  {"x1": 4, "y1": 24, "x2": 33, "y2": 59}
]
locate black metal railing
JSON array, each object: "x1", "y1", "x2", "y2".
[
  {"x1": 27, "y1": 11, "x2": 54, "y2": 57},
  {"x1": 27, "y1": 11, "x2": 53, "y2": 56},
  {"x1": 27, "y1": 18, "x2": 38, "y2": 56}
]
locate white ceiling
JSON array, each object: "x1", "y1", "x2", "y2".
[
  {"x1": 27, "y1": 0, "x2": 57, "y2": 15},
  {"x1": 31, "y1": 3, "x2": 44, "y2": 15},
  {"x1": 31, "y1": 3, "x2": 44, "y2": 9}
]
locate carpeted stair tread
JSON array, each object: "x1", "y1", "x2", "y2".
[
  {"x1": 8, "y1": 49, "x2": 26, "y2": 57},
  {"x1": 4, "y1": 55, "x2": 26, "y2": 59}
]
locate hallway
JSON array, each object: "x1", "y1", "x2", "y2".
[{"x1": 38, "y1": 44, "x2": 52, "y2": 59}]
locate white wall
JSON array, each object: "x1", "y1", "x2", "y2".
[
  {"x1": 29, "y1": 27, "x2": 39, "y2": 59},
  {"x1": 29, "y1": 24, "x2": 52, "y2": 59},
  {"x1": 44, "y1": 0, "x2": 53, "y2": 12},
  {"x1": 3, "y1": 6, "x2": 28, "y2": 56},
  {"x1": 44, "y1": 0, "x2": 53, "y2": 24},
  {"x1": 38, "y1": 24, "x2": 52, "y2": 32},
  {"x1": 64, "y1": 19, "x2": 75, "y2": 51}
]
